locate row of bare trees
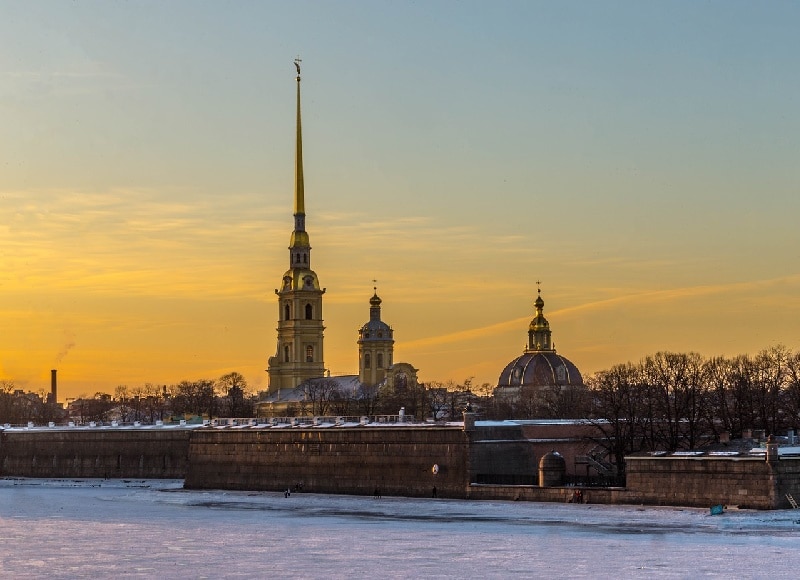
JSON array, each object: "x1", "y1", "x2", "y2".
[
  {"x1": 587, "y1": 347, "x2": 800, "y2": 475},
  {"x1": 105, "y1": 372, "x2": 255, "y2": 423},
  {"x1": 291, "y1": 378, "x2": 430, "y2": 419},
  {"x1": 479, "y1": 382, "x2": 591, "y2": 420},
  {"x1": 289, "y1": 377, "x2": 490, "y2": 421},
  {"x1": 0, "y1": 372, "x2": 257, "y2": 425},
  {"x1": 7, "y1": 346, "x2": 799, "y2": 434}
]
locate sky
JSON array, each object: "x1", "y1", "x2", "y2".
[{"x1": 2, "y1": 1, "x2": 799, "y2": 401}]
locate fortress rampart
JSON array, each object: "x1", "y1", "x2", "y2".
[
  {"x1": 3, "y1": 422, "x2": 800, "y2": 509},
  {"x1": 0, "y1": 427, "x2": 191, "y2": 479},
  {"x1": 624, "y1": 454, "x2": 800, "y2": 510},
  {"x1": 185, "y1": 426, "x2": 470, "y2": 497}
]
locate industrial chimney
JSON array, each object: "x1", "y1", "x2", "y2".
[{"x1": 50, "y1": 369, "x2": 57, "y2": 405}]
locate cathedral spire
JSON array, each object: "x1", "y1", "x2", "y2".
[
  {"x1": 294, "y1": 57, "x2": 305, "y2": 218},
  {"x1": 288, "y1": 58, "x2": 310, "y2": 267}
]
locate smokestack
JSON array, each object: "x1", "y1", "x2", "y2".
[{"x1": 50, "y1": 369, "x2": 57, "y2": 404}]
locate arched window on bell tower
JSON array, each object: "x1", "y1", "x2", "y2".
[
  {"x1": 284, "y1": 344, "x2": 290, "y2": 363},
  {"x1": 365, "y1": 353, "x2": 371, "y2": 369},
  {"x1": 306, "y1": 345, "x2": 313, "y2": 362},
  {"x1": 377, "y1": 353, "x2": 384, "y2": 369},
  {"x1": 284, "y1": 302, "x2": 291, "y2": 321},
  {"x1": 305, "y1": 303, "x2": 313, "y2": 320}
]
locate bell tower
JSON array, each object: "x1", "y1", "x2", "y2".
[
  {"x1": 267, "y1": 59, "x2": 326, "y2": 392},
  {"x1": 357, "y1": 286, "x2": 395, "y2": 387}
]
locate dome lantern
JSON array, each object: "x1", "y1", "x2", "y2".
[{"x1": 527, "y1": 285, "x2": 553, "y2": 353}]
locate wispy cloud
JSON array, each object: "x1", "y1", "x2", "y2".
[
  {"x1": 403, "y1": 316, "x2": 531, "y2": 350},
  {"x1": 552, "y1": 274, "x2": 800, "y2": 319},
  {"x1": 316, "y1": 210, "x2": 531, "y2": 257},
  {"x1": 1, "y1": 61, "x2": 140, "y2": 99},
  {"x1": 401, "y1": 274, "x2": 800, "y2": 352},
  {"x1": 0, "y1": 187, "x2": 285, "y2": 299}
]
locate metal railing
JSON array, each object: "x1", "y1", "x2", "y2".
[{"x1": 212, "y1": 414, "x2": 416, "y2": 428}]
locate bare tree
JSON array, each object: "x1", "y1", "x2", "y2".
[
  {"x1": 703, "y1": 356, "x2": 738, "y2": 438},
  {"x1": 641, "y1": 352, "x2": 708, "y2": 451},
  {"x1": 141, "y1": 383, "x2": 167, "y2": 422},
  {"x1": 113, "y1": 385, "x2": 136, "y2": 422},
  {"x1": 0, "y1": 379, "x2": 16, "y2": 423},
  {"x1": 543, "y1": 384, "x2": 592, "y2": 419},
  {"x1": 170, "y1": 380, "x2": 217, "y2": 418},
  {"x1": 354, "y1": 383, "x2": 380, "y2": 416},
  {"x1": 425, "y1": 382, "x2": 449, "y2": 420},
  {"x1": 751, "y1": 346, "x2": 790, "y2": 435},
  {"x1": 298, "y1": 379, "x2": 340, "y2": 416},
  {"x1": 587, "y1": 363, "x2": 644, "y2": 476},
  {"x1": 219, "y1": 372, "x2": 253, "y2": 417},
  {"x1": 784, "y1": 351, "x2": 800, "y2": 434}
]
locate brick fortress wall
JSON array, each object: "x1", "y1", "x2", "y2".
[
  {"x1": 625, "y1": 455, "x2": 800, "y2": 510},
  {"x1": 184, "y1": 427, "x2": 470, "y2": 498},
  {"x1": 0, "y1": 428, "x2": 191, "y2": 479},
  {"x1": 4, "y1": 424, "x2": 800, "y2": 509}
]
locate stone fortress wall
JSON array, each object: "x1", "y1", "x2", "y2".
[
  {"x1": 185, "y1": 426, "x2": 469, "y2": 497},
  {"x1": 3, "y1": 421, "x2": 800, "y2": 509},
  {"x1": 0, "y1": 427, "x2": 191, "y2": 479}
]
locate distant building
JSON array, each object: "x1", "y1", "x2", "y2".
[
  {"x1": 381, "y1": 362, "x2": 420, "y2": 397},
  {"x1": 257, "y1": 288, "x2": 420, "y2": 417},
  {"x1": 355, "y1": 290, "x2": 420, "y2": 398},
  {"x1": 263, "y1": 64, "x2": 419, "y2": 410},
  {"x1": 358, "y1": 289, "x2": 395, "y2": 387},
  {"x1": 495, "y1": 288, "x2": 584, "y2": 399}
]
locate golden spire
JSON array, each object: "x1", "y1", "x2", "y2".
[
  {"x1": 288, "y1": 58, "x2": 310, "y2": 255},
  {"x1": 294, "y1": 57, "x2": 305, "y2": 216}
]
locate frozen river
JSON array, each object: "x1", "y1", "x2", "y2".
[{"x1": 1, "y1": 479, "x2": 800, "y2": 579}]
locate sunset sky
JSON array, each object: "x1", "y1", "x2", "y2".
[{"x1": 2, "y1": 1, "x2": 799, "y2": 401}]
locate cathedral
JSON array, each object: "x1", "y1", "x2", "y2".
[
  {"x1": 265, "y1": 60, "x2": 326, "y2": 392},
  {"x1": 260, "y1": 63, "x2": 581, "y2": 416},
  {"x1": 260, "y1": 62, "x2": 418, "y2": 414}
]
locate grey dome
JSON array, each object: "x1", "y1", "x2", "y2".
[
  {"x1": 497, "y1": 351, "x2": 583, "y2": 388},
  {"x1": 358, "y1": 290, "x2": 393, "y2": 342}
]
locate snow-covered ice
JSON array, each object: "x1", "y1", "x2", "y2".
[{"x1": 2, "y1": 478, "x2": 800, "y2": 578}]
